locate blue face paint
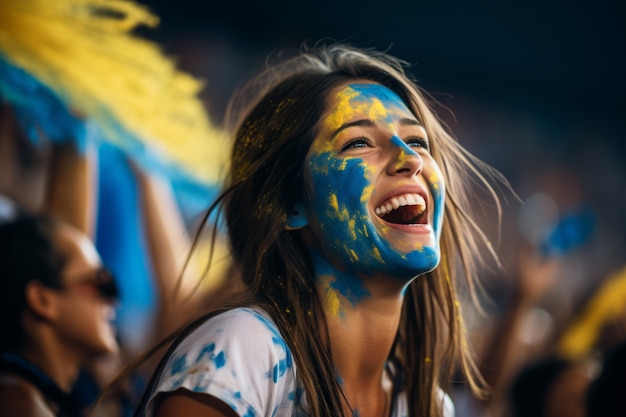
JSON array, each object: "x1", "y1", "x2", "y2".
[
  {"x1": 305, "y1": 83, "x2": 445, "y2": 303},
  {"x1": 311, "y1": 250, "x2": 371, "y2": 317}
]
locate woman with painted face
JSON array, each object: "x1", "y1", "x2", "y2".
[{"x1": 135, "y1": 44, "x2": 507, "y2": 417}]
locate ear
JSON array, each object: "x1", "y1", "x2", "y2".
[
  {"x1": 24, "y1": 281, "x2": 59, "y2": 322},
  {"x1": 285, "y1": 202, "x2": 309, "y2": 230}
]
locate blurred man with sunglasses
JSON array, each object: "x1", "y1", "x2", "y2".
[{"x1": 0, "y1": 212, "x2": 119, "y2": 417}]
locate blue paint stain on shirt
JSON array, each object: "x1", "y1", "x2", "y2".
[
  {"x1": 170, "y1": 353, "x2": 188, "y2": 376},
  {"x1": 273, "y1": 358, "x2": 290, "y2": 383},
  {"x1": 195, "y1": 343, "x2": 216, "y2": 362},
  {"x1": 288, "y1": 387, "x2": 304, "y2": 402},
  {"x1": 243, "y1": 405, "x2": 256, "y2": 417},
  {"x1": 169, "y1": 353, "x2": 191, "y2": 388},
  {"x1": 193, "y1": 342, "x2": 226, "y2": 369},
  {"x1": 213, "y1": 350, "x2": 226, "y2": 368}
]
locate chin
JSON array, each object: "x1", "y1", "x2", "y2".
[
  {"x1": 406, "y1": 246, "x2": 441, "y2": 274},
  {"x1": 377, "y1": 261, "x2": 439, "y2": 282},
  {"x1": 103, "y1": 335, "x2": 120, "y2": 354},
  {"x1": 93, "y1": 332, "x2": 120, "y2": 356}
]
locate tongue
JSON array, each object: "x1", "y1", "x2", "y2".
[{"x1": 382, "y1": 205, "x2": 423, "y2": 224}]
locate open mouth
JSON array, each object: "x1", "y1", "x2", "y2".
[{"x1": 374, "y1": 193, "x2": 427, "y2": 225}]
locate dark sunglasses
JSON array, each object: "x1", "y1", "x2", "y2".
[{"x1": 62, "y1": 267, "x2": 120, "y2": 301}]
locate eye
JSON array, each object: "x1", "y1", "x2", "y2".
[
  {"x1": 406, "y1": 136, "x2": 429, "y2": 151},
  {"x1": 340, "y1": 137, "x2": 371, "y2": 152}
]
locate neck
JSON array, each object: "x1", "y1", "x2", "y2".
[
  {"x1": 20, "y1": 331, "x2": 83, "y2": 392},
  {"x1": 313, "y1": 255, "x2": 404, "y2": 416}
]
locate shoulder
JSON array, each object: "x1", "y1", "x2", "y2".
[
  {"x1": 0, "y1": 372, "x2": 55, "y2": 417},
  {"x1": 182, "y1": 307, "x2": 281, "y2": 337},
  {"x1": 172, "y1": 307, "x2": 288, "y2": 364},
  {"x1": 197, "y1": 307, "x2": 282, "y2": 336},
  {"x1": 144, "y1": 307, "x2": 298, "y2": 417},
  {"x1": 168, "y1": 307, "x2": 293, "y2": 381}
]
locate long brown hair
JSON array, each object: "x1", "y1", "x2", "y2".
[{"x1": 137, "y1": 43, "x2": 508, "y2": 417}]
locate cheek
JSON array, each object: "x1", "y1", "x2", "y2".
[
  {"x1": 307, "y1": 154, "x2": 374, "y2": 245},
  {"x1": 62, "y1": 298, "x2": 111, "y2": 334},
  {"x1": 308, "y1": 153, "x2": 371, "y2": 218}
]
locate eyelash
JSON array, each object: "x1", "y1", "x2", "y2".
[
  {"x1": 340, "y1": 136, "x2": 429, "y2": 152},
  {"x1": 341, "y1": 137, "x2": 371, "y2": 151},
  {"x1": 406, "y1": 136, "x2": 429, "y2": 151}
]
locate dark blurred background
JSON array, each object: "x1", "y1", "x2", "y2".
[
  {"x1": 141, "y1": 0, "x2": 626, "y2": 303},
  {"x1": 139, "y1": 0, "x2": 625, "y2": 174},
  {"x1": 141, "y1": 0, "x2": 625, "y2": 139}
]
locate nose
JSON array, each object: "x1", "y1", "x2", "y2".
[{"x1": 386, "y1": 136, "x2": 422, "y2": 176}]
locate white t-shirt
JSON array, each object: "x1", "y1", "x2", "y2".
[{"x1": 142, "y1": 307, "x2": 454, "y2": 417}]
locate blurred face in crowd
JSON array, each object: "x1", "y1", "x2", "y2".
[{"x1": 52, "y1": 223, "x2": 119, "y2": 358}]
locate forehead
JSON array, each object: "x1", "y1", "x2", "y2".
[
  {"x1": 53, "y1": 224, "x2": 101, "y2": 275},
  {"x1": 322, "y1": 82, "x2": 413, "y2": 132}
]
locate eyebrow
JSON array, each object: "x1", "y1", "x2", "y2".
[
  {"x1": 330, "y1": 119, "x2": 374, "y2": 140},
  {"x1": 330, "y1": 117, "x2": 422, "y2": 140},
  {"x1": 399, "y1": 117, "x2": 422, "y2": 127}
]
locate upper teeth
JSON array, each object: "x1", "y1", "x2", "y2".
[{"x1": 375, "y1": 193, "x2": 426, "y2": 216}]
